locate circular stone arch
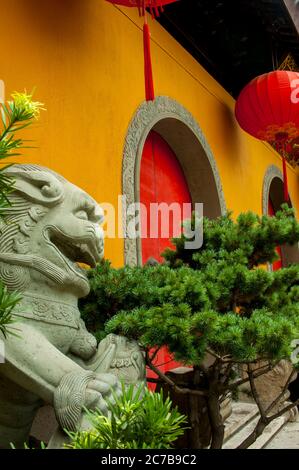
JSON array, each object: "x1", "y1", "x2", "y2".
[
  {"x1": 122, "y1": 96, "x2": 226, "y2": 266},
  {"x1": 262, "y1": 164, "x2": 299, "y2": 266}
]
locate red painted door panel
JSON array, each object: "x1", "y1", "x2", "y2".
[
  {"x1": 140, "y1": 130, "x2": 192, "y2": 387},
  {"x1": 140, "y1": 130, "x2": 192, "y2": 262},
  {"x1": 268, "y1": 197, "x2": 283, "y2": 270}
]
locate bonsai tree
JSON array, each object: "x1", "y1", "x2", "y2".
[
  {"x1": 80, "y1": 207, "x2": 299, "y2": 449},
  {"x1": 0, "y1": 90, "x2": 44, "y2": 336}
]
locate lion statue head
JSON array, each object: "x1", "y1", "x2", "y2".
[{"x1": 0, "y1": 164, "x2": 104, "y2": 297}]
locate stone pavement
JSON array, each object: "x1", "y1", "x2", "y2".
[{"x1": 223, "y1": 402, "x2": 299, "y2": 449}]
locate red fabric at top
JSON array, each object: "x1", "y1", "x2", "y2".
[
  {"x1": 106, "y1": 0, "x2": 177, "y2": 8},
  {"x1": 106, "y1": 0, "x2": 178, "y2": 16}
]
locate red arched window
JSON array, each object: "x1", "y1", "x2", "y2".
[{"x1": 140, "y1": 130, "x2": 192, "y2": 387}]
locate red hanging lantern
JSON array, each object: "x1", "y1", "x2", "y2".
[
  {"x1": 106, "y1": 0, "x2": 179, "y2": 101},
  {"x1": 235, "y1": 70, "x2": 299, "y2": 202}
]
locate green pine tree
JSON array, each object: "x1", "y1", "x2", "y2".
[{"x1": 80, "y1": 206, "x2": 299, "y2": 448}]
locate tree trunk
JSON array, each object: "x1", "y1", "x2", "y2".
[
  {"x1": 207, "y1": 390, "x2": 225, "y2": 449},
  {"x1": 156, "y1": 367, "x2": 211, "y2": 448},
  {"x1": 237, "y1": 419, "x2": 267, "y2": 449}
]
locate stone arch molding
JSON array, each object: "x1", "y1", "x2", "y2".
[
  {"x1": 262, "y1": 163, "x2": 297, "y2": 216},
  {"x1": 122, "y1": 96, "x2": 226, "y2": 266},
  {"x1": 262, "y1": 164, "x2": 299, "y2": 266},
  {"x1": 262, "y1": 164, "x2": 284, "y2": 216}
]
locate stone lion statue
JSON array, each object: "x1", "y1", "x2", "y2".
[{"x1": 0, "y1": 164, "x2": 145, "y2": 448}]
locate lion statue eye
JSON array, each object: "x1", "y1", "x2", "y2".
[{"x1": 75, "y1": 210, "x2": 89, "y2": 221}]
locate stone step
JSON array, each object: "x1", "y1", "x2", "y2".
[
  {"x1": 248, "y1": 415, "x2": 289, "y2": 449},
  {"x1": 223, "y1": 403, "x2": 293, "y2": 449},
  {"x1": 223, "y1": 402, "x2": 259, "y2": 443},
  {"x1": 265, "y1": 419, "x2": 299, "y2": 449}
]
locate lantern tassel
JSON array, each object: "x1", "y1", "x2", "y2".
[{"x1": 143, "y1": 21, "x2": 155, "y2": 101}]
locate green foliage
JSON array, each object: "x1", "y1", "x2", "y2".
[
  {"x1": 163, "y1": 205, "x2": 299, "y2": 269},
  {"x1": 0, "y1": 284, "x2": 21, "y2": 338},
  {"x1": 0, "y1": 90, "x2": 44, "y2": 335},
  {"x1": 11, "y1": 440, "x2": 46, "y2": 449},
  {"x1": 81, "y1": 206, "x2": 299, "y2": 365},
  {"x1": 0, "y1": 91, "x2": 44, "y2": 210},
  {"x1": 66, "y1": 383, "x2": 187, "y2": 449},
  {"x1": 79, "y1": 261, "x2": 208, "y2": 343}
]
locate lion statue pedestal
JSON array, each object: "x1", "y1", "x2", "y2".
[{"x1": 0, "y1": 164, "x2": 145, "y2": 449}]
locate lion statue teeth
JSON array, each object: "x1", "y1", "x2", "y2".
[{"x1": 0, "y1": 164, "x2": 145, "y2": 449}]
